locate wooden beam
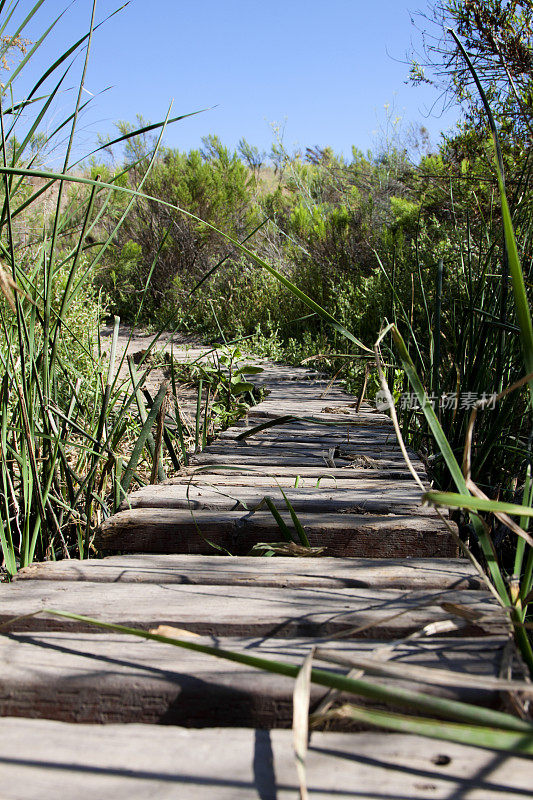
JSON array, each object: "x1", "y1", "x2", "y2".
[
  {"x1": 1, "y1": 719, "x2": 530, "y2": 798},
  {"x1": 15, "y1": 555, "x2": 484, "y2": 590},
  {"x1": 95, "y1": 508, "x2": 457, "y2": 558},
  {"x1": 0, "y1": 633, "x2": 512, "y2": 726},
  {"x1": 0, "y1": 581, "x2": 504, "y2": 637}
]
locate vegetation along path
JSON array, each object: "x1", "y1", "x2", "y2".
[{"x1": 1, "y1": 346, "x2": 530, "y2": 798}]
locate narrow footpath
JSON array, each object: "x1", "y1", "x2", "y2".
[{"x1": 0, "y1": 349, "x2": 529, "y2": 799}]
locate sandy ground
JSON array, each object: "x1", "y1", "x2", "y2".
[{"x1": 99, "y1": 324, "x2": 216, "y2": 408}]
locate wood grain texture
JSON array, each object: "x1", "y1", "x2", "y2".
[
  {"x1": 243, "y1": 409, "x2": 392, "y2": 423},
  {"x1": 197, "y1": 443, "x2": 410, "y2": 459},
  {"x1": 190, "y1": 452, "x2": 424, "y2": 470},
  {"x1": 96, "y1": 507, "x2": 457, "y2": 558},
  {"x1": 220, "y1": 423, "x2": 395, "y2": 440},
  {"x1": 15, "y1": 555, "x2": 484, "y2": 589},
  {"x1": 119, "y1": 482, "x2": 433, "y2": 515},
  {"x1": 162, "y1": 473, "x2": 419, "y2": 486},
  {"x1": 1, "y1": 719, "x2": 530, "y2": 799},
  {"x1": 155, "y1": 476, "x2": 425, "y2": 502},
  {"x1": 0, "y1": 633, "x2": 512, "y2": 726},
  {"x1": 0, "y1": 581, "x2": 505, "y2": 637},
  {"x1": 177, "y1": 464, "x2": 417, "y2": 479}
]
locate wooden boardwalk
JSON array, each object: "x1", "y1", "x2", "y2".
[
  {"x1": 0, "y1": 351, "x2": 530, "y2": 798},
  {"x1": 98, "y1": 354, "x2": 457, "y2": 558}
]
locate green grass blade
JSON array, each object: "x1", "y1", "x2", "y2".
[
  {"x1": 120, "y1": 382, "x2": 168, "y2": 494},
  {"x1": 391, "y1": 326, "x2": 466, "y2": 492},
  {"x1": 202, "y1": 385, "x2": 210, "y2": 449},
  {"x1": 78, "y1": 109, "x2": 207, "y2": 167},
  {"x1": 40, "y1": 608, "x2": 533, "y2": 735},
  {"x1": 279, "y1": 487, "x2": 311, "y2": 547},
  {"x1": 335, "y1": 704, "x2": 533, "y2": 755},
  {"x1": 425, "y1": 491, "x2": 533, "y2": 520},
  {"x1": 190, "y1": 217, "x2": 270, "y2": 295},
  {"x1": 496, "y1": 176, "x2": 533, "y2": 406},
  {"x1": 195, "y1": 379, "x2": 203, "y2": 452},
  {"x1": 264, "y1": 497, "x2": 294, "y2": 543},
  {"x1": 390, "y1": 324, "x2": 509, "y2": 601},
  {"x1": 236, "y1": 415, "x2": 296, "y2": 440}
]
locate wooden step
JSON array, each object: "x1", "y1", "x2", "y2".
[
  {"x1": 96, "y1": 508, "x2": 457, "y2": 558},
  {"x1": 119, "y1": 482, "x2": 434, "y2": 515},
  {"x1": 234, "y1": 411, "x2": 394, "y2": 427},
  {"x1": 0, "y1": 580, "x2": 505, "y2": 637},
  {"x1": 15, "y1": 555, "x2": 484, "y2": 590},
  {"x1": 180, "y1": 464, "x2": 418, "y2": 479},
  {"x1": 1, "y1": 719, "x2": 530, "y2": 799},
  {"x1": 0, "y1": 633, "x2": 515, "y2": 726},
  {"x1": 220, "y1": 421, "x2": 395, "y2": 438},
  {"x1": 195, "y1": 442, "x2": 415, "y2": 461},
  {"x1": 219, "y1": 431, "x2": 400, "y2": 446},
  {"x1": 242, "y1": 409, "x2": 391, "y2": 424},
  {"x1": 157, "y1": 473, "x2": 425, "y2": 491},
  {"x1": 190, "y1": 449, "x2": 423, "y2": 469}
]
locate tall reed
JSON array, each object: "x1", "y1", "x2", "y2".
[{"x1": 0, "y1": 2, "x2": 200, "y2": 572}]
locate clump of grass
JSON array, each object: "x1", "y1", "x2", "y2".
[{"x1": 165, "y1": 343, "x2": 263, "y2": 442}]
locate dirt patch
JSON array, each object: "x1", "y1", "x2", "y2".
[{"x1": 100, "y1": 324, "x2": 209, "y2": 401}]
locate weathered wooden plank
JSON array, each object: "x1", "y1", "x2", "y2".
[
  {"x1": 1, "y1": 719, "x2": 530, "y2": 799},
  {"x1": 225, "y1": 417, "x2": 393, "y2": 431},
  {"x1": 190, "y1": 451, "x2": 423, "y2": 470},
  {"x1": 179, "y1": 464, "x2": 417, "y2": 479},
  {"x1": 95, "y1": 508, "x2": 457, "y2": 558},
  {"x1": 223, "y1": 431, "x2": 400, "y2": 446},
  {"x1": 240, "y1": 414, "x2": 398, "y2": 429},
  {"x1": 239, "y1": 411, "x2": 391, "y2": 423},
  {"x1": 209, "y1": 437, "x2": 403, "y2": 453},
  {"x1": 189, "y1": 452, "x2": 352, "y2": 468},
  {"x1": 256, "y1": 388, "x2": 353, "y2": 400},
  {"x1": 0, "y1": 581, "x2": 504, "y2": 636},
  {"x1": 240, "y1": 404, "x2": 388, "y2": 415},
  {"x1": 244, "y1": 407, "x2": 370, "y2": 419},
  {"x1": 0, "y1": 633, "x2": 512, "y2": 725},
  {"x1": 243, "y1": 406, "x2": 384, "y2": 418},
  {"x1": 161, "y1": 474, "x2": 423, "y2": 489},
  {"x1": 193, "y1": 447, "x2": 411, "y2": 464},
  {"x1": 254, "y1": 378, "x2": 349, "y2": 387},
  {"x1": 119, "y1": 482, "x2": 434, "y2": 515},
  {"x1": 219, "y1": 428, "x2": 397, "y2": 444},
  {"x1": 15, "y1": 555, "x2": 484, "y2": 590},
  {"x1": 252, "y1": 387, "x2": 348, "y2": 397},
  {"x1": 244, "y1": 408, "x2": 386, "y2": 423}
]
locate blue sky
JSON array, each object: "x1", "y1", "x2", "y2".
[{"x1": 17, "y1": 0, "x2": 459, "y2": 164}]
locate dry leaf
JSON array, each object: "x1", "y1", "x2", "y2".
[
  {"x1": 293, "y1": 648, "x2": 314, "y2": 800},
  {"x1": 0, "y1": 261, "x2": 33, "y2": 312},
  {"x1": 148, "y1": 625, "x2": 201, "y2": 639}
]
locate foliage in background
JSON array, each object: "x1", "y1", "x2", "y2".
[{"x1": 94, "y1": 117, "x2": 531, "y2": 510}]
